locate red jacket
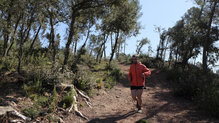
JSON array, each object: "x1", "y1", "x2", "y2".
[{"x1": 128, "y1": 62, "x2": 151, "y2": 86}]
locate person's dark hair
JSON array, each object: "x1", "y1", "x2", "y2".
[{"x1": 132, "y1": 54, "x2": 139, "y2": 58}]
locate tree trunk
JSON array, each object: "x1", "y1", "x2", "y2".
[
  {"x1": 63, "y1": 10, "x2": 76, "y2": 70},
  {"x1": 124, "y1": 42, "x2": 126, "y2": 54},
  {"x1": 110, "y1": 32, "x2": 113, "y2": 52},
  {"x1": 3, "y1": 12, "x2": 12, "y2": 57},
  {"x1": 49, "y1": 10, "x2": 56, "y2": 70},
  {"x1": 109, "y1": 30, "x2": 120, "y2": 63},
  {"x1": 202, "y1": 0, "x2": 217, "y2": 71},
  {"x1": 96, "y1": 34, "x2": 107, "y2": 63},
  {"x1": 2, "y1": 0, "x2": 15, "y2": 56},
  {"x1": 29, "y1": 25, "x2": 41, "y2": 50},
  {"x1": 17, "y1": 23, "x2": 25, "y2": 74},
  {"x1": 74, "y1": 40, "x2": 77, "y2": 56},
  {"x1": 81, "y1": 29, "x2": 90, "y2": 49},
  {"x1": 5, "y1": 15, "x2": 21, "y2": 56},
  {"x1": 103, "y1": 43, "x2": 106, "y2": 59}
]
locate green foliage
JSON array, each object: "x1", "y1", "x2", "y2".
[
  {"x1": 110, "y1": 67, "x2": 122, "y2": 81},
  {"x1": 61, "y1": 95, "x2": 74, "y2": 108},
  {"x1": 96, "y1": 78, "x2": 104, "y2": 89},
  {"x1": 23, "y1": 78, "x2": 43, "y2": 96},
  {"x1": 24, "y1": 50, "x2": 49, "y2": 67},
  {"x1": 139, "y1": 54, "x2": 164, "y2": 68},
  {"x1": 166, "y1": 65, "x2": 219, "y2": 117},
  {"x1": 36, "y1": 96, "x2": 48, "y2": 107},
  {"x1": 0, "y1": 56, "x2": 17, "y2": 71},
  {"x1": 197, "y1": 76, "x2": 219, "y2": 117},
  {"x1": 118, "y1": 53, "x2": 131, "y2": 64},
  {"x1": 47, "y1": 114, "x2": 59, "y2": 122},
  {"x1": 103, "y1": 63, "x2": 122, "y2": 89},
  {"x1": 48, "y1": 86, "x2": 58, "y2": 113},
  {"x1": 73, "y1": 65, "x2": 96, "y2": 92},
  {"x1": 104, "y1": 76, "x2": 116, "y2": 89},
  {"x1": 23, "y1": 107, "x2": 40, "y2": 118},
  {"x1": 60, "y1": 88, "x2": 76, "y2": 109}
]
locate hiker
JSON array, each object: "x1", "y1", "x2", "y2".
[{"x1": 128, "y1": 54, "x2": 151, "y2": 112}]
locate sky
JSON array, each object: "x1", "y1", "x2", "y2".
[{"x1": 125, "y1": 0, "x2": 196, "y2": 56}]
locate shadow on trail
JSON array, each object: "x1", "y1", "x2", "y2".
[
  {"x1": 145, "y1": 102, "x2": 171, "y2": 120},
  {"x1": 87, "y1": 110, "x2": 136, "y2": 123}
]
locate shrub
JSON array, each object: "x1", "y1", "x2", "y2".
[
  {"x1": 23, "y1": 107, "x2": 40, "y2": 118},
  {"x1": 73, "y1": 65, "x2": 95, "y2": 92},
  {"x1": 96, "y1": 78, "x2": 104, "y2": 89},
  {"x1": 47, "y1": 114, "x2": 59, "y2": 122},
  {"x1": 110, "y1": 67, "x2": 122, "y2": 81},
  {"x1": 117, "y1": 53, "x2": 131, "y2": 64},
  {"x1": 166, "y1": 65, "x2": 219, "y2": 117},
  {"x1": 0, "y1": 56, "x2": 17, "y2": 71},
  {"x1": 23, "y1": 79, "x2": 43, "y2": 96},
  {"x1": 59, "y1": 88, "x2": 76, "y2": 109},
  {"x1": 36, "y1": 96, "x2": 48, "y2": 107}
]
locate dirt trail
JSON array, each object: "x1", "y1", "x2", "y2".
[{"x1": 66, "y1": 63, "x2": 218, "y2": 123}]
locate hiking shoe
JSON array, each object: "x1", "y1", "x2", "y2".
[
  {"x1": 138, "y1": 106, "x2": 141, "y2": 110},
  {"x1": 138, "y1": 109, "x2": 142, "y2": 113}
]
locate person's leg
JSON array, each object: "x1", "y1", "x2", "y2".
[
  {"x1": 136, "y1": 89, "x2": 143, "y2": 108},
  {"x1": 131, "y1": 89, "x2": 137, "y2": 101}
]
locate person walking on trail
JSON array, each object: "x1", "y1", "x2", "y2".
[{"x1": 128, "y1": 54, "x2": 151, "y2": 113}]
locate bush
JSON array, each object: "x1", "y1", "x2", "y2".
[
  {"x1": 166, "y1": 65, "x2": 219, "y2": 117},
  {"x1": 73, "y1": 65, "x2": 95, "y2": 92},
  {"x1": 36, "y1": 96, "x2": 48, "y2": 107},
  {"x1": 140, "y1": 54, "x2": 164, "y2": 68},
  {"x1": 0, "y1": 56, "x2": 18, "y2": 71},
  {"x1": 103, "y1": 63, "x2": 122, "y2": 89},
  {"x1": 23, "y1": 107, "x2": 40, "y2": 118},
  {"x1": 110, "y1": 67, "x2": 122, "y2": 81},
  {"x1": 117, "y1": 53, "x2": 131, "y2": 64},
  {"x1": 59, "y1": 88, "x2": 76, "y2": 108},
  {"x1": 197, "y1": 75, "x2": 219, "y2": 117},
  {"x1": 23, "y1": 79, "x2": 43, "y2": 96}
]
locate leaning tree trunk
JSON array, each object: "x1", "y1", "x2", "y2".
[
  {"x1": 29, "y1": 25, "x2": 41, "y2": 51},
  {"x1": 5, "y1": 15, "x2": 21, "y2": 56},
  {"x1": 109, "y1": 30, "x2": 120, "y2": 64}
]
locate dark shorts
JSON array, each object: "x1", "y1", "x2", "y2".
[{"x1": 130, "y1": 86, "x2": 144, "y2": 90}]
